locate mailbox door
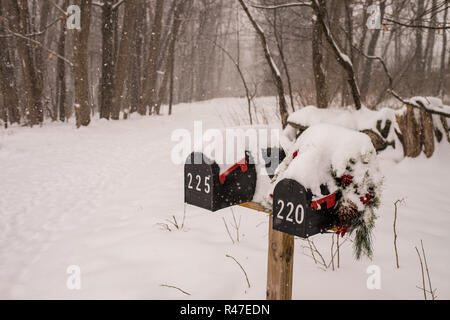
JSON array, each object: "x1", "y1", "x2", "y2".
[
  {"x1": 184, "y1": 152, "x2": 219, "y2": 211},
  {"x1": 214, "y1": 151, "x2": 257, "y2": 211},
  {"x1": 273, "y1": 179, "x2": 336, "y2": 238}
]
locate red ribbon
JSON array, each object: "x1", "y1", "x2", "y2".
[
  {"x1": 219, "y1": 158, "x2": 248, "y2": 184},
  {"x1": 311, "y1": 193, "x2": 336, "y2": 210}
]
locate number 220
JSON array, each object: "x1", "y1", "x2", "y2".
[{"x1": 276, "y1": 200, "x2": 304, "y2": 224}]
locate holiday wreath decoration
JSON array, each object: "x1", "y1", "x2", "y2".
[{"x1": 264, "y1": 123, "x2": 383, "y2": 259}]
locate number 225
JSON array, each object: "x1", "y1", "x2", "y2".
[{"x1": 187, "y1": 173, "x2": 211, "y2": 194}]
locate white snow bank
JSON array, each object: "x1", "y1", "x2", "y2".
[
  {"x1": 284, "y1": 106, "x2": 400, "y2": 161},
  {"x1": 287, "y1": 106, "x2": 396, "y2": 133}
]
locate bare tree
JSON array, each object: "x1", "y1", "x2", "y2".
[
  {"x1": 159, "y1": 0, "x2": 189, "y2": 116},
  {"x1": 141, "y1": 0, "x2": 164, "y2": 116},
  {"x1": 312, "y1": 0, "x2": 328, "y2": 109},
  {"x1": 55, "y1": 0, "x2": 69, "y2": 122},
  {"x1": 271, "y1": 8, "x2": 295, "y2": 112},
  {"x1": 110, "y1": 1, "x2": 137, "y2": 120},
  {"x1": 72, "y1": 0, "x2": 92, "y2": 128},
  {"x1": 251, "y1": 0, "x2": 362, "y2": 110},
  {"x1": 238, "y1": 0, "x2": 289, "y2": 128},
  {"x1": 100, "y1": 0, "x2": 115, "y2": 120},
  {"x1": 7, "y1": 0, "x2": 44, "y2": 126},
  {"x1": 0, "y1": 0, "x2": 20, "y2": 125},
  {"x1": 438, "y1": 3, "x2": 448, "y2": 97},
  {"x1": 359, "y1": 1, "x2": 386, "y2": 102}
]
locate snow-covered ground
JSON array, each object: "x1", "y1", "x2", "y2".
[{"x1": 0, "y1": 97, "x2": 449, "y2": 299}]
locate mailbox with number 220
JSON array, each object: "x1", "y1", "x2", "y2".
[{"x1": 273, "y1": 179, "x2": 337, "y2": 238}]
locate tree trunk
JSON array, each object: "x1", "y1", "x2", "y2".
[
  {"x1": 312, "y1": 1, "x2": 362, "y2": 110},
  {"x1": 238, "y1": 0, "x2": 289, "y2": 128},
  {"x1": 56, "y1": 0, "x2": 68, "y2": 122},
  {"x1": 110, "y1": 1, "x2": 137, "y2": 120},
  {"x1": 0, "y1": 0, "x2": 20, "y2": 125},
  {"x1": 355, "y1": 0, "x2": 372, "y2": 74},
  {"x1": 34, "y1": 0, "x2": 50, "y2": 123},
  {"x1": 129, "y1": 1, "x2": 145, "y2": 114},
  {"x1": 100, "y1": 0, "x2": 115, "y2": 119},
  {"x1": 359, "y1": 1, "x2": 385, "y2": 102},
  {"x1": 8, "y1": 0, "x2": 44, "y2": 126},
  {"x1": 438, "y1": 4, "x2": 448, "y2": 98},
  {"x1": 273, "y1": 10, "x2": 295, "y2": 112},
  {"x1": 414, "y1": 0, "x2": 425, "y2": 92},
  {"x1": 167, "y1": 0, "x2": 189, "y2": 115},
  {"x1": 424, "y1": 0, "x2": 437, "y2": 78},
  {"x1": 312, "y1": 0, "x2": 328, "y2": 109},
  {"x1": 141, "y1": 0, "x2": 164, "y2": 115},
  {"x1": 72, "y1": 0, "x2": 92, "y2": 128}
]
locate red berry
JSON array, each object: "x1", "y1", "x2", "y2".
[
  {"x1": 341, "y1": 175, "x2": 353, "y2": 185},
  {"x1": 293, "y1": 150, "x2": 299, "y2": 159}
]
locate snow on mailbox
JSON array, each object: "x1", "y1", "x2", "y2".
[
  {"x1": 184, "y1": 151, "x2": 257, "y2": 212},
  {"x1": 270, "y1": 124, "x2": 383, "y2": 258}
]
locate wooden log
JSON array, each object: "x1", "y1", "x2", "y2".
[
  {"x1": 266, "y1": 218, "x2": 294, "y2": 300},
  {"x1": 239, "y1": 202, "x2": 271, "y2": 214},
  {"x1": 395, "y1": 105, "x2": 421, "y2": 158},
  {"x1": 420, "y1": 109, "x2": 435, "y2": 158},
  {"x1": 376, "y1": 119, "x2": 392, "y2": 139},
  {"x1": 441, "y1": 116, "x2": 450, "y2": 143},
  {"x1": 361, "y1": 129, "x2": 395, "y2": 152}
]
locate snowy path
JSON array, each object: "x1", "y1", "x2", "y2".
[{"x1": 1, "y1": 98, "x2": 449, "y2": 299}]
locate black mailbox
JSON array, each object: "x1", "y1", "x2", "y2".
[
  {"x1": 184, "y1": 151, "x2": 257, "y2": 212},
  {"x1": 272, "y1": 179, "x2": 338, "y2": 238}
]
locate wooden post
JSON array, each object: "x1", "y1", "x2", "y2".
[
  {"x1": 266, "y1": 218, "x2": 294, "y2": 300},
  {"x1": 239, "y1": 202, "x2": 295, "y2": 300}
]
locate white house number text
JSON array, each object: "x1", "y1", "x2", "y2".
[
  {"x1": 187, "y1": 173, "x2": 211, "y2": 194},
  {"x1": 276, "y1": 200, "x2": 304, "y2": 224}
]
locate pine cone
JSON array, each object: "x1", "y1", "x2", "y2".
[{"x1": 338, "y1": 200, "x2": 359, "y2": 223}]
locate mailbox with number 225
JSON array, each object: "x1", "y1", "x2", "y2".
[{"x1": 184, "y1": 152, "x2": 257, "y2": 212}]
